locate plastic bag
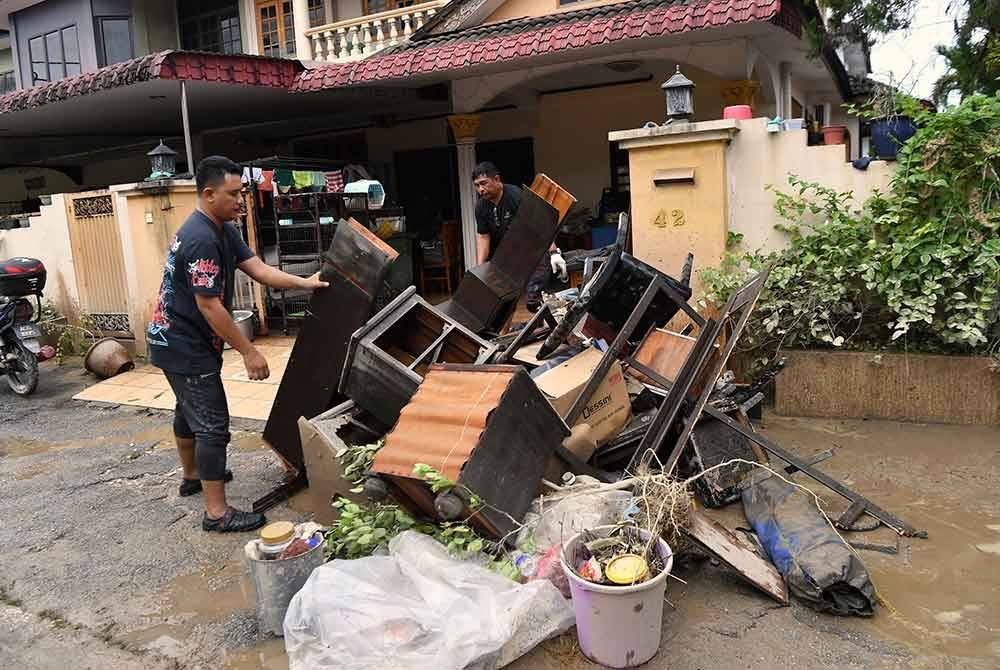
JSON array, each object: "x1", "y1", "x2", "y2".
[
  {"x1": 742, "y1": 478, "x2": 876, "y2": 616},
  {"x1": 531, "y1": 543, "x2": 570, "y2": 598},
  {"x1": 517, "y1": 481, "x2": 631, "y2": 552},
  {"x1": 283, "y1": 532, "x2": 574, "y2": 670}
]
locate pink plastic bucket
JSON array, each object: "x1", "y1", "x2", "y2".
[{"x1": 723, "y1": 105, "x2": 752, "y2": 120}]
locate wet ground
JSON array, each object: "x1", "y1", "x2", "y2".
[{"x1": 1, "y1": 361, "x2": 999, "y2": 669}]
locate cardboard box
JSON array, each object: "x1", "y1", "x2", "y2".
[{"x1": 533, "y1": 347, "x2": 631, "y2": 446}]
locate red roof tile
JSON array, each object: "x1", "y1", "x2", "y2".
[
  {"x1": 293, "y1": 0, "x2": 785, "y2": 93},
  {"x1": 0, "y1": 51, "x2": 302, "y2": 115}
]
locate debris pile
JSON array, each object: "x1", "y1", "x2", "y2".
[
  {"x1": 566, "y1": 523, "x2": 665, "y2": 586},
  {"x1": 254, "y1": 173, "x2": 928, "y2": 668}
]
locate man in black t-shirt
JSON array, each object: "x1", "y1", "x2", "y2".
[
  {"x1": 473, "y1": 162, "x2": 566, "y2": 270},
  {"x1": 472, "y1": 162, "x2": 567, "y2": 310},
  {"x1": 148, "y1": 156, "x2": 327, "y2": 533}
]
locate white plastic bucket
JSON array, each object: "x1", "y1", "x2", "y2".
[{"x1": 560, "y1": 526, "x2": 674, "y2": 668}]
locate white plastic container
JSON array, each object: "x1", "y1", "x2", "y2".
[
  {"x1": 560, "y1": 526, "x2": 674, "y2": 668},
  {"x1": 343, "y1": 180, "x2": 385, "y2": 209}
]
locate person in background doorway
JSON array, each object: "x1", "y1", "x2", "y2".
[
  {"x1": 147, "y1": 155, "x2": 328, "y2": 533},
  {"x1": 473, "y1": 162, "x2": 567, "y2": 312}
]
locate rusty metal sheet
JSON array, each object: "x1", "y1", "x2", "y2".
[{"x1": 373, "y1": 366, "x2": 517, "y2": 482}]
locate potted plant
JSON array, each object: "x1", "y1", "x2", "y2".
[
  {"x1": 821, "y1": 124, "x2": 848, "y2": 145},
  {"x1": 852, "y1": 87, "x2": 918, "y2": 160}
]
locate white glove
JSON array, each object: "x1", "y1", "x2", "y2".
[{"x1": 550, "y1": 249, "x2": 568, "y2": 282}]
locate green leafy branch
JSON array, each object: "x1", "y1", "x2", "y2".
[
  {"x1": 336, "y1": 440, "x2": 384, "y2": 493},
  {"x1": 700, "y1": 93, "x2": 1000, "y2": 368},
  {"x1": 413, "y1": 463, "x2": 482, "y2": 508}
]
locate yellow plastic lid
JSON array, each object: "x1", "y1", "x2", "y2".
[
  {"x1": 260, "y1": 521, "x2": 295, "y2": 545},
  {"x1": 605, "y1": 554, "x2": 649, "y2": 585}
]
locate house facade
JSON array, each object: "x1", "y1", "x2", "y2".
[{"x1": 0, "y1": 0, "x2": 888, "y2": 350}]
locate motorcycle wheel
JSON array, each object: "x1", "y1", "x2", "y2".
[{"x1": 4, "y1": 338, "x2": 39, "y2": 396}]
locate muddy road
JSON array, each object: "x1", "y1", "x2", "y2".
[{"x1": 2, "y1": 361, "x2": 999, "y2": 669}]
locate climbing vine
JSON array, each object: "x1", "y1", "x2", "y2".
[{"x1": 701, "y1": 93, "x2": 1000, "y2": 367}]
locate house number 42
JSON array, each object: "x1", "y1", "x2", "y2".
[{"x1": 654, "y1": 209, "x2": 686, "y2": 228}]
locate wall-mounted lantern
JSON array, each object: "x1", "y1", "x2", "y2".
[
  {"x1": 146, "y1": 140, "x2": 177, "y2": 181},
  {"x1": 662, "y1": 65, "x2": 696, "y2": 122}
]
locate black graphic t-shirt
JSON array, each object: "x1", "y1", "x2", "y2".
[
  {"x1": 147, "y1": 210, "x2": 254, "y2": 375},
  {"x1": 475, "y1": 183, "x2": 522, "y2": 260}
]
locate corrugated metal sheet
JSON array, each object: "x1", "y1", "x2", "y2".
[{"x1": 373, "y1": 367, "x2": 516, "y2": 481}]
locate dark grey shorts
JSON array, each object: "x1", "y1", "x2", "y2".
[{"x1": 164, "y1": 371, "x2": 230, "y2": 481}]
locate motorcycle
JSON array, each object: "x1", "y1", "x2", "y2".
[{"x1": 0, "y1": 257, "x2": 46, "y2": 396}]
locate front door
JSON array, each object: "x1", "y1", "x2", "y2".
[{"x1": 256, "y1": 0, "x2": 297, "y2": 58}]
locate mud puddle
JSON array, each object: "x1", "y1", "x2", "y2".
[
  {"x1": 0, "y1": 422, "x2": 175, "y2": 458},
  {"x1": 125, "y1": 561, "x2": 261, "y2": 663},
  {"x1": 761, "y1": 416, "x2": 1000, "y2": 661}
]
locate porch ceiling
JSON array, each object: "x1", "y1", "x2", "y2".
[{"x1": 0, "y1": 51, "x2": 448, "y2": 172}]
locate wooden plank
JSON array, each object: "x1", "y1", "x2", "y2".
[
  {"x1": 243, "y1": 192, "x2": 269, "y2": 336},
  {"x1": 295, "y1": 414, "x2": 366, "y2": 525},
  {"x1": 440, "y1": 177, "x2": 570, "y2": 334},
  {"x1": 628, "y1": 328, "x2": 699, "y2": 386},
  {"x1": 685, "y1": 509, "x2": 789, "y2": 605}
]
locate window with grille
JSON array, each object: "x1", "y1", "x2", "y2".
[
  {"x1": 0, "y1": 71, "x2": 15, "y2": 94},
  {"x1": 179, "y1": 2, "x2": 243, "y2": 54},
  {"x1": 308, "y1": 0, "x2": 326, "y2": 27},
  {"x1": 28, "y1": 26, "x2": 81, "y2": 85},
  {"x1": 95, "y1": 16, "x2": 133, "y2": 66},
  {"x1": 256, "y1": 0, "x2": 297, "y2": 58}
]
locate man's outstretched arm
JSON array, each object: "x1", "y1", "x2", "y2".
[{"x1": 237, "y1": 256, "x2": 328, "y2": 291}]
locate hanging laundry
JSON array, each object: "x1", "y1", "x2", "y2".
[
  {"x1": 242, "y1": 167, "x2": 264, "y2": 185},
  {"x1": 311, "y1": 171, "x2": 327, "y2": 191},
  {"x1": 292, "y1": 171, "x2": 313, "y2": 190},
  {"x1": 258, "y1": 170, "x2": 274, "y2": 208},
  {"x1": 325, "y1": 170, "x2": 344, "y2": 193},
  {"x1": 273, "y1": 169, "x2": 294, "y2": 194}
]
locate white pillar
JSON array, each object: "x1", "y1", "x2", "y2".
[
  {"x1": 240, "y1": 0, "x2": 260, "y2": 55},
  {"x1": 779, "y1": 61, "x2": 792, "y2": 119},
  {"x1": 448, "y1": 114, "x2": 482, "y2": 271},
  {"x1": 456, "y1": 142, "x2": 478, "y2": 269},
  {"x1": 292, "y1": 0, "x2": 313, "y2": 60}
]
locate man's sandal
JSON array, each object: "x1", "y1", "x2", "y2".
[{"x1": 202, "y1": 507, "x2": 267, "y2": 533}]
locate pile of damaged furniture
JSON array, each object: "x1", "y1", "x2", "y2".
[{"x1": 256, "y1": 174, "x2": 927, "y2": 669}]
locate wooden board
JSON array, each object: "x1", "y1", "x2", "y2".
[
  {"x1": 529, "y1": 173, "x2": 576, "y2": 223},
  {"x1": 262, "y1": 219, "x2": 398, "y2": 472},
  {"x1": 684, "y1": 508, "x2": 789, "y2": 605},
  {"x1": 243, "y1": 192, "x2": 269, "y2": 336},
  {"x1": 295, "y1": 415, "x2": 365, "y2": 525},
  {"x1": 628, "y1": 328, "x2": 698, "y2": 386},
  {"x1": 439, "y1": 174, "x2": 574, "y2": 334}
]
